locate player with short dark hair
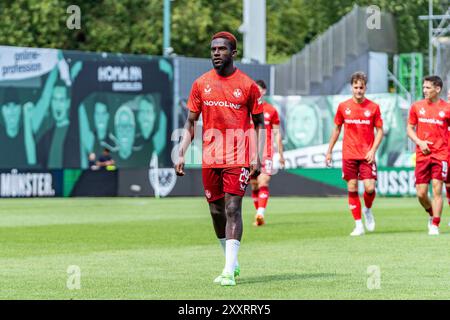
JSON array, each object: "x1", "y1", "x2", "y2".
[
  {"x1": 407, "y1": 75, "x2": 450, "y2": 235},
  {"x1": 175, "y1": 31, "x2": 265, "y2": 286},
  {"x1": 326, "y1": 71, "x2": 384, "y2": 236},
  {"x1": 250, "y1": 79, "x2": 285, "y2": 226}
]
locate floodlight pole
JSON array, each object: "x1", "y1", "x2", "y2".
[
  {"x1": 429, "y1": 0, "x2": 433, "y2": 74},
  {"x1": 419, "y1": 1, "x2": 450, "y2": 74},
  {"x1": 163, "y1": 0, "x2": 171, "y2": 56}
]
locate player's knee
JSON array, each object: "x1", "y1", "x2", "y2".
[
  {"x1": 432, "y1": 189, "x2": 443, "y2": 198},
  {"x1": 225, "y1": 202, "x2": 241, "y2": 217},
  {"x1": 416, "y1": 189, "x2": 428, "y2": 200},
  {"x1": 209, "y1": 207, "x2": 223, "y2": 217},
  {"x1": 258, "y1": 175, "x2": 270, "y2": 187},
  {"x1": 347, "y1": 180, "x2": 357, "y2": 191},
  {"x1": 365, "y1": 185, "x2": 375, "y2": 194}
]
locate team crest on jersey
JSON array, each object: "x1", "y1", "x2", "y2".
[
  {"x1": 233, "y1": 88, "x2": 242, "y2": 98},
  {"x1": 364, "y1": 110, "x2": 371, "y2": 117},
  {"x1": 439, "y1": 111, "x2": 445, "y2": 118},
  {"x1": 419, "y1": 107, "x2": 425, "y2": 115},
  {"x1": 345, "y1": 108, "x2": 351, "y2": 115},
  {"x1": 204, "y1": 84, "x2": 212, "y2": 94}
]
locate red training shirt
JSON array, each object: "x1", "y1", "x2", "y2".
[
  {"x1": 408, "y1": 99, "x2": 450, "y2": 162},
  {"x1": 334, "y1": 98, "x2": 383, "y2": 160},
  {"x1": 186, "y1": 68, "x2": 263, "y2": 168}
]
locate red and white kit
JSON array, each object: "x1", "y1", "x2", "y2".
[
  {"x1": 187, "y1": 68, "x2": 263, "y2": 202},
  {"x1": 334, "y1": 98, "x2": 383, "y2": 181},
  {"x1": 408, "y1": 99, "x2": 450, "y2": 184}
]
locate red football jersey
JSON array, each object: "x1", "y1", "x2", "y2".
[
  {"x1": 187, "y1": 68, "x2": 263, "y2": 168},
  {"x1": 408, "y1": 99, "x2": 450, "y2": 162},
  {"x1": 448, "y1": 126, "x2": 450, "y2": 156},
  {"x1": 334, "y1": 98, "x2": 383, "y2": 160},
  {"x1": 261, "y1": 102, "x2": 280, "y2": 158}
]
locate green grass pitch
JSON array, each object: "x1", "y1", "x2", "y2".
[{"x1": 1, "y1": 196, "x2": 450, "y2": 299}]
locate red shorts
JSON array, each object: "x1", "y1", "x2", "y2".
[
  {"x1": 415, "y1": 158, "x2": 448, "y2": 184},
  {"x1": 447, "y1": 157, "x2": 450, "y2": 184},
  {"x1": 250, "y1": 158, "x2": 273, "y2": 180},
  {"x1": 342, "y1": 159, "x2": 377, "y2": 181},
  {"x1": 202, "y1": 167, "x2": 250, "y2": 202}
]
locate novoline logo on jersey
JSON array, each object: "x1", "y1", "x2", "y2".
[
  {"x1": 203, "y1": 100, "x2": 241, "y2": 110},
  {"x1": 418, "y1": 118, "x2": 444, "y2": 125},
  {"x1": 344, "y1": 119, "x2": 371, "y2": 125}
]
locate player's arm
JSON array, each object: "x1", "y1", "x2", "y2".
[
  {"x1": 407, "y1": 123, "x2": 432, "y2": 155},
  {"x1": 325, "y1": 124, "x2": 342, "y2": 167},
  {"x1": 175, "y1": 111, "x2": 200, "y2": 176},
  {"x1": 273, "y1": 124, "x2": 285, "y2": 168},
  {"x1": 251, "y1": 112, "x2": 265, "y2": 176},
  {"x1": 365, "y1": 126, "x2": 384, "y2": 164}
]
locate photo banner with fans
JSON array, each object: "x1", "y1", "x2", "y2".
[{"x1": 0, "y1": 45, "x2": 174, "y2": 170}]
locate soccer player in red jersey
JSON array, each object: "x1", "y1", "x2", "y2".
[
  {"x1": 326, "y1": 72, "x2": 384, "y2": 236},
  {"x1": 446, "y1": 89, "x2": 450, "y2": 223},
  {"x1": 438, "y1": 87, "x2": 450, "y2": 227},
  {"x1": 174, "y1": 31, "x2": 265, "y2": 286},
  {"x1": 407, "y1": 76, "x2": 450, "y2": 236},
  {"x1": 250, "y1": 80, "x2": 285, "y2": 226}
]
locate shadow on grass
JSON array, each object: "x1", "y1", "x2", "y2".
[{"x1": 238, "y1": 272, "x2": 337, "y2": 285}]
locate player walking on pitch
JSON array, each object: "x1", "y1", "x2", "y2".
[
  {"x1": 326, "y1": 72, "x2": 384, "y2": 236},
  {"x1": 175, "y1": 32, "x2": 265, "y2": 286},
  {"x1": 408, "y1": 76, "x2": 450, "y2": 235},
  {"x1": 445, "y1": 89, "x2": 450, "y2": 224},
  {"x1": 250, "y1": 80, "x2": 285, "y2": 226}
]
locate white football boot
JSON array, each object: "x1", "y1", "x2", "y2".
[
  {"x1": 428, "y1": 224, "x2": 439, "y2": 236},
  {"x1": 350, "y1": 221, "x2": 365, "y2": 236},
  {"x1": 363, "y1": 207, "x2": 375, "y2": 232}
]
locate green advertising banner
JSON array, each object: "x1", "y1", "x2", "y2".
[{"x1": 287, "y1": 167, "x2": 416, "y2": 197}]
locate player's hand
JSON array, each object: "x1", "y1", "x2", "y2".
[
  {"x1": 174, "y1": 157, "x2": 185, "y2": 176},
  {"x1": 325, "y1": 152, "x2": 332, "y2": 167},
  {"x1": 249, "y1": 160, "x2": 261, "y2": 177},
  {"x1": 418, "y1": 140, "x2": 433, "y2": 155},
  {"x1": 365, "y1": 149, "x2": 376, "y2": 164},
  {"x1": 279, "y1": 155, "x2": 286, "y2": 169}
]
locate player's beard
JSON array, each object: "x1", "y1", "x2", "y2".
[{"x1": 213, "y1": 56, "x2": 232, "y2": 72}]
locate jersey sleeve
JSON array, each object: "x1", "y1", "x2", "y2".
[
  {"x1": 271, "y1": 107, "x2": 280, "y2": 125},
  {"x1": 408, "y1": 104, "x2": 417, "y2": 125},
  {"x1": 249, "y1": 82, "x2": 263, "y2": 115},
  {"x1": 334, "y1": 104, "x2": 344, "y2": 125},
  {"x1": 374, "y1": 105, "x2": 383, "y2": 128},
  {"x1": 186, "y1": 81, "x2": 202, "y2": 113}
]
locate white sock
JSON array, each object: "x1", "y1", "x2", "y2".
[
  {"x1": 355, "y1": 219, "x2": 363, "y2": 228},
  {"x1": 219, "y1": 238, "x2": 238, "y2": 270},
  {"x1": 219, "y1": 238, "x2": 226, "y2": 253},
  {"x1": 224, "y1": 239, "x2": 240, "y2": 275},
  {"x1": 257, "y1": 207, "x2": 265, "y2": 217}
]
